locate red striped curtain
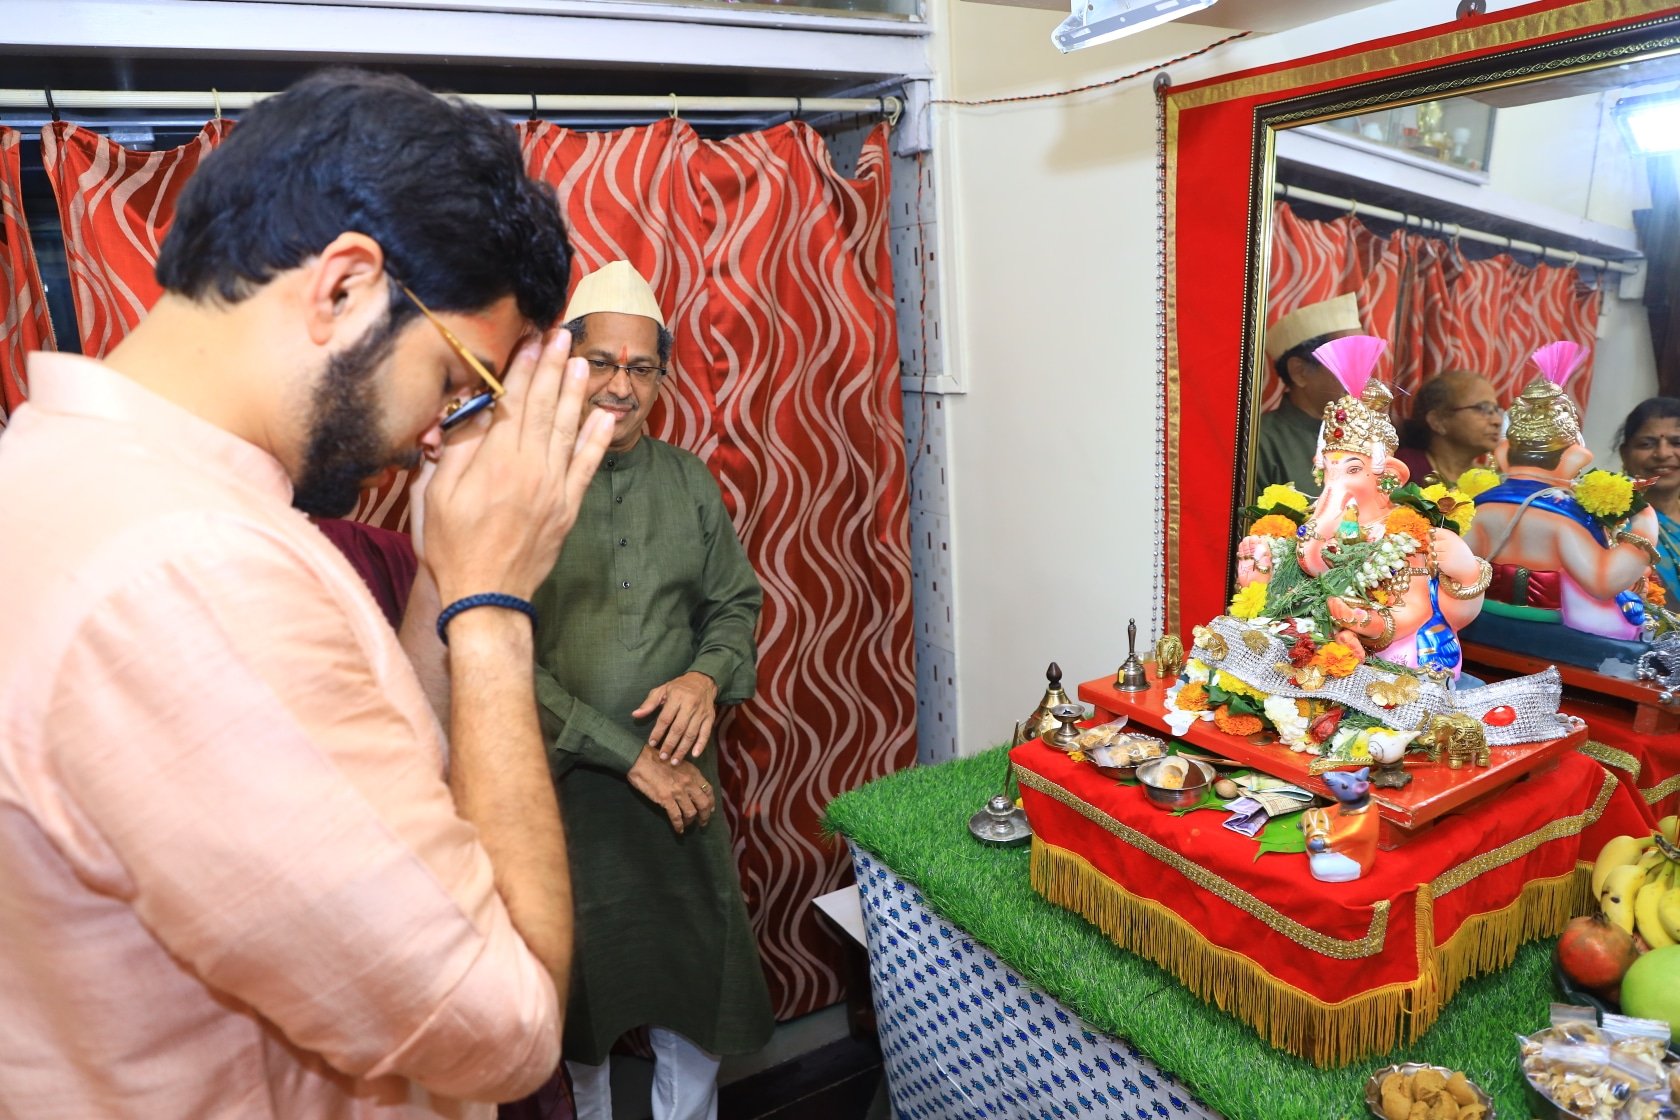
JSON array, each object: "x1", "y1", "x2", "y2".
[
  {"x1": 42, "y1": 121, "x2": 234, "y2": 358},
  {"x1": 520, "y1": 117, "x2": 915, "y2": 1019},
  {"x1": 1, "y1": 127, "x2": 55, "y2": 430},
  {"x1": 1265, "y1": 201, "x2": 1601, "y2": 416}
]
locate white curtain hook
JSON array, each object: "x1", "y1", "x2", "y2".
[
  {"x1": 669, "y1": 93, "x2": 680, "y2": 120},
  {"x1": 211, "y1": 88, "x2": 222, "y2": 121}
]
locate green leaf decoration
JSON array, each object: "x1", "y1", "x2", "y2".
[{"x1": 1254, "y1": 811, "x2": 1310, "y2": 860}]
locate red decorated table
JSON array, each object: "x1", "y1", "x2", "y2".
[{"x1": 1013, "y1": 738, "x2": 1646, "y2": 1068}]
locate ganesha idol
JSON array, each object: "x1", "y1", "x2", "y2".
[
  {"x1": 1237, "y1": 336, "x2": 1489, "y2": 678},
  {"x1": 1461, "y1": 342, "x2": 1656, "y2": 656}
]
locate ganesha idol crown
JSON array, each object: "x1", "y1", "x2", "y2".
[
  {"x1": 1506, "y1": 339, "x2": 1587, "y2": 456},
  {"x1": 1313, "y1": 335, "x2": 1399, "y2": 460},
  {"x1": 1506, "y1": 375, "x2": 1584, "y2": 455}
]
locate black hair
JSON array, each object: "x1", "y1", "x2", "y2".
[
  {"x1": 565, "y1": 316, "x2": 674, "y2": 365},
  {"x1": 156, "y1": 68, "x2": 569, "y2": 327},
  {"x1": 1615, "y1": 396, "x2": 1680, "y2": 461},
  {"x1": 1400, "y1": 370, "x2": 1484, "y2": 451},
  {"x1": 1273, "y1": 333, "x2": 1340, "y2": 388}
]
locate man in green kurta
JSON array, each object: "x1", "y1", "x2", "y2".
[
  {"x1": 528, "y1": 261, "x2": 773, "y2": 1120},
  {"x1": 1255, "y1": 293, "x2": 1364, "y2": 495}
]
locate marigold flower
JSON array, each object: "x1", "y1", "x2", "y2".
[
  {"x1": 1645, "y1": 576, "x2": 1667, "y2": 607},
  {"x1": 1176, "y1": 682, "x2": 1210, "y2": 712},
  {"x1": 1212, "y1": 705, "x2": 1264, "y2": 737},
  {"x1": 1214, "y1": 671, "x2": 1266, "y2": 701},
  {"x1": 1576, "y1": 470, "x2": 1635, "y2": 519},
  {"x1": 1257, "y1": 483, "x2": 1311, "y2": 515},
  {"x1": 1446, "y1": 498, "x2": 1475, "y2": 534},
  {"x1": 1312, "y1": 640, "x2": 1362, "y2": 678},
  {"x1": 1249, "y1": 514, "x2": 1298, "y2": 539},
  {"x1": 1457, "y1": 467, "x2": 1500, "y2": 498},
  {"x1": 1228, "y1": 581, "x2": 1269, "y2": 620},
  {"x1": 1420, "y1": 483, "x2": 1449, "y2": 504},
  {"x1": 1383, "y1": 507, "x2": 1433, "y2": 544}
]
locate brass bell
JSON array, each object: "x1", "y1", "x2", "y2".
[{"x1": 1114, "y1": 618, "x2": 1149, "y2": 693}]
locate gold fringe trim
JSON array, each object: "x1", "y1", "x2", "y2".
[
  {"x1": 1017, "y1": 765, "x2": 1390, "y2": 958},
  {"x1": 1032, "y1": 840, "x2": 1416, "y2": 1067},
  {"x1": 1431, "y1": 869, "x2": 1592, "y2": 996},
  {"x1": 1032, "y1": 841, "x2": 1593, "y2": 1067}
]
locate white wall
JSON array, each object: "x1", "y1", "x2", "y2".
[{"x1": 928, "y1": 0, "x2": 1580, "y2": 753}]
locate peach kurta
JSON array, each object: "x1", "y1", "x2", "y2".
[{"x1": 0, "y1": 354, "x2": 559, "y2": 1118}]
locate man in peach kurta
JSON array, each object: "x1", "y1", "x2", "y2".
[{"x1": 0, "y1": 71, "x2": 614, "y2": 1119}]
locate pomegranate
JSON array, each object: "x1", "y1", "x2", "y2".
[{"x1": 1557, "y1": 914, "x2": 1640, "y2": 995}]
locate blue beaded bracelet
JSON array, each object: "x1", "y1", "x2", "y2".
[{"x1": 436, "y1": 593, "x2": 538, "y2": 645}]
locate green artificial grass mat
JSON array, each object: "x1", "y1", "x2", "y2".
[{"x1": 823, "y1": 746, "x2": 1557, "y2": 1120}]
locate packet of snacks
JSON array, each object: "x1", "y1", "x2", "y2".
[{"x1": 1520, "y1": 1005, "x2": 1678, "y2": 1119}]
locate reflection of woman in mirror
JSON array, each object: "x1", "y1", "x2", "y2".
[
  {"x1": 1618, "y1": 396, "x2": 1680, "y2": 602},
  {"x1": 1395, "y1": 370, "x2": 1501, "y2": 488}
]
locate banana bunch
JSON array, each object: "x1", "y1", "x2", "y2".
[{"x1": 1591, "y1": 816, "x2": 1680, "y2": 948}]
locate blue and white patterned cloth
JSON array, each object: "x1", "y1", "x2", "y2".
[{"x1": 850, "y1": 843, "x2": 1224, "y2": 1120}]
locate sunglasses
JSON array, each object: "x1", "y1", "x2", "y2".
[{"x1": 398, "y1": 283, "x2": 507, "y2": 432}]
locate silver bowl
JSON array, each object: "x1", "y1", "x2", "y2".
[
  {"x1": 1363, "y1": 1063, "x2": 1495, "y2": 1118},
  {"x1": 1134, "y1": 756, "x2": 1214, "y2": 810}
]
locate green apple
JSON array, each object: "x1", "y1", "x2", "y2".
[{"x1": 1620, "y1": 943, "x2": 1680, "y2": 1035}]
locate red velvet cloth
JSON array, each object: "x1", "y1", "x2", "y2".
[
  {"x1": 1013, "y1": 740, "x2": 1645, "y2": 1009},
  {"x1": 1566, "y1": 694, "x2": 1679, "y2": 822}
]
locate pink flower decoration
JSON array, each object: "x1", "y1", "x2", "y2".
[
  {"x1": 1530, "y1": 340, "x2": 1586, "y2": 387},
  {"x1": 1311, "y1": 335, "x2": 1389, "y2": 399}
]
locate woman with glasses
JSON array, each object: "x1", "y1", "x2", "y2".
[
  {"x1": 1396, "y1": 369, "x2": 1503, "y2": 488},
  {"x1": 1617, "y1": 396, "x2": 1680, "y2": 603}
]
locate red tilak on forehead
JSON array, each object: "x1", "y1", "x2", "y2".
[{"x1": 617, "y1": 344, "x2": 631, "y2": 365}]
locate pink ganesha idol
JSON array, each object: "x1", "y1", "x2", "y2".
[{"x1": 1292, "y1": 336, "x2": 1489, "y2": 678}]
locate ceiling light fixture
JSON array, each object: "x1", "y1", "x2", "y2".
[{"x1": 1052, "y1": 0, "x2": 1219, "y2": 54}]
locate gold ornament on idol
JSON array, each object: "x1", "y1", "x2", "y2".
[
  {"x1": 1505, "y1": 375, "x2": 1583, "y2": 455},
  {"x1": 1320, "y1": 380, "x2": 1400, "y2": 458}
]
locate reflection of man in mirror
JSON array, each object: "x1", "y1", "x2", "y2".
[{"x1": 1257, "y1": 293, "x2": 1363, "y2": 494}]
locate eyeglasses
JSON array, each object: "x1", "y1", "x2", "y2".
[
  {"x1": 398, "y1": 283, "x2": 507, "y2": 432},
  {"x1": 582, "y1": 357, "x2": 667, "y2": 384},
  {"x1": 1446, "y1": 401, "x2": 1503, "y2": 418}
]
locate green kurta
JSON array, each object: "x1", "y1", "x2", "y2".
[
  {"x1": 530, "y1": 436, "x2": 773, "y2": 1066},
  {"x1": 1255, "y1": 401, "x2": 1323, "y2": 495}
]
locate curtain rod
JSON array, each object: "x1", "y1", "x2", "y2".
[
  {"x1": 1275, "y1": 183, "x2": 1640, "y2": 276},
  {"x1": 0, "y1": 88, "x2": 901, "y2": 124}
]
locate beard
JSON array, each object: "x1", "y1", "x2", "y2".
[{"x1": 291, "y1": 311, "x2": 420, "y2": 518}]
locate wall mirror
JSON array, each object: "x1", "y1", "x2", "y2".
[{"x1": 1160, "y1": 0, "x2": 1680, "y2": 639}]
